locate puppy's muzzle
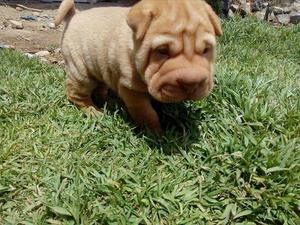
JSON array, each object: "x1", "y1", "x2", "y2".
[
  {"x1": 150, "y1": 68, "x2": 211, "y2": 103},
  {"x1": 176, "y1": 71, "x2": 208, "y2": 96}
]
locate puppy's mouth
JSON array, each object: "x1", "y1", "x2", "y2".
[{"x1": 148, "y1": 69, "x2": 213, "y2": 103}]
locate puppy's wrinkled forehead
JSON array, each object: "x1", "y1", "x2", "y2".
[
  {"x1": 147, "y1": 0, "x2": 217, "y2": 56},
  {"x1": 151, "y1": 0, "x2": 212, "y2": 35},
  {"x1": 127, "y1": 0, "x2": 222, "y2": 42}
]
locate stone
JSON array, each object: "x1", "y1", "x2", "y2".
[
  {"x1": 20, "y1": 15, "x2": 37, "y2": 21},
  {"x1": 0, "y1": 44, "x2": 15, "y2": 49},
  {"x1": 268, "y1": 12, "x2": 277, "y2": 22},
  {"x1": 54, "y1": 48, "x2": 61, "y2": 54},
  {"x1": 15, "y1": 6, "x2": 23, "y2": 11},
  {"x1": 47, "y1": 22, "x2": 55, "y2": 29},
  {"x1": 254, "y1": 9, "x2": 267, "y2": 20},
  {"x1": 230, "y1": 4, "x2": 239, "y2": 13},
  {"x1": 290, "y1": 12, "x2": 300, "y2": 24},
  {"x1": 241, "y1": 0, "x2": 251, "y2": 15},
  {"x1": 251, "y1": 0, "x2": 264, "y2": 12},
  {"x1": 3, "y1": 21, "x2": 9, "y2": 27},
  {"x1": 275, "y1": 0, "x2": 294, "y2": 7},
  {"x1": 40, "y1": 14, "x2": 50, "y2": 19},
  {"x1": 221, "y1": 0, "x2": 231, "y2": 17},
  {"x1": 58, "y1": 60, "x2": 65, "y2": 66},
  {"x1": 291, "y1": 3, "x2": 300, "y2": 14},
  {"x1": 273, "y1": 6, "x2": 292, "y2": 15},
  {"x1": 230, "y1": 4, "x2": 247, "y2": 17},
  {"x1": 228, "y1": 9, "x2": 235, "y2": 18},
  {"x1": 0, "y1": 43, "x2": 15, "y2": 49},
  {"x1": 276, "y1": 14, "x2": 291, "y2": 24},
  {"x1": 9, "y1": 20, "x2": 24, "y2": 29},
  {"x1": 35, "y1": 50, "x2": 50, "y2": 57},
  {"x1": 24, "y1": 53, "x2": 36, "y2": 58}
]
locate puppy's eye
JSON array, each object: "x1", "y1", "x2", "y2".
[
  {"x1": 155, "y1": 46, "x2": 170, "y2": 57},
  {"x1": 202, "y1": 47, "x2": 210, "y2": 55}
]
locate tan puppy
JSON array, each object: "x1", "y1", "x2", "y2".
[{"x1": 55, "y1": 0, "x2": 222, "y2": 133}]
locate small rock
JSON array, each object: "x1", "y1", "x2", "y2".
[
  {"x1": 273, "y1": 6, "x2": 292, "y2": 15},
  {"x1": 241, "y1": 0, "x2": 251, "y2": 15},
  {"x1": 251, "y1": 0, "x2": 264, "y2": 12},
  {"x1": 268, "y1": 12, "x2": 277, "y2": 22},
  {"x1": 47, "y1": 22, "x2": 55, "y2": 29},
  {"x1": 276, "y1": 14, "x2": 291, "y2": 24},
  {"x1": 230, "y1": 4, "x2": 240, "y2": 13},
  {"x1": 254, "y1": 9, "x2": 267, "y2": 20},
  {"x1": 3, "y1": 21, "x2": 9, "y2": 27},
  {"x1": 20, "y1": 15, "x2": 37, "y2": 21},
  {"x1": 40, "y1": 25, "x2": 46, "y2": 31},
  {"x1": 221, "y1": 0, "x2": 231, "y2": 17},
  {"x1": 292, "y1": 2, "x2": 300, "y2": 12},
  {"x1": 276, "y1": 0, "x2": 294, "y2": 7},
  {"x1": 54, "y1": 48, "x2": 61, "y2": 54},
  {"x1": 290, "y1": 12, "x2": 300, "y2": 24},
  {"x1": 15, "y1": 6, "x2": 23, "y2": 11},
  {"x1": 40, "y1": 14, "x2": 50, "y2": 19},
  {"x1": 24, "y1": 53, "x2": 36, "y2": 58},
  {"x1": 228, "y1": 9, "x2": 235, "y2": 18},
  {"x1": 35, "y1": 50, "x2": 50, "y2": 57},
  {"x1": 263, "y1": 2, "x2": 269, "y2": 8},
  {"x1": 58, "y1": 60, "x2": 65, "y2": 66},
  {"x1": 9, "y1": 20, "x2": 24, "y2": 29},
  {"x1": 0, "y1": 44, "x2": 15, "y2": 49}
]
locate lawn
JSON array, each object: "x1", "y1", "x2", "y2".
[{"x1": 0, "y1": 17, "x2": 299, "y2": 225}]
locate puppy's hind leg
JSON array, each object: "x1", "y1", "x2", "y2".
[{"x1": 66, "y1": 73, "x2": 100, "y2": 117}]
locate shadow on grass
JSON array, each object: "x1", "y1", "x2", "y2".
[{"x1": 92, "y1": 90, "x2": 202, "y2": 155}]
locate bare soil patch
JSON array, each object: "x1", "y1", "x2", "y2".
[{"x1": 0, "y1": 1, "x2": 132, "y2": 57}]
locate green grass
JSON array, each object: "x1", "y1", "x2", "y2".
[{"x1": 1, "y1": 17, "x2": 300, "y2": 225}]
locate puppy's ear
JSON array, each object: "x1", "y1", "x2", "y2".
[
  {"x1": 205, "y1": 4, "x2": 223, "y2": 36},
  {"x1": 127, "y1": 2, "x2": 154, "y2": 41}
]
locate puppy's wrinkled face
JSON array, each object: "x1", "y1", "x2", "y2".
[{"x1": 127, "y1": 0, "x2": 222, "y2": 103}]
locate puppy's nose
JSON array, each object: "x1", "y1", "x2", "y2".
[
  {"x1": 177, "y1": 73, "x2": 208, "y2": 94},
  {"x1": 181, "y1": 83, "x2": 199, "y2": 94}
]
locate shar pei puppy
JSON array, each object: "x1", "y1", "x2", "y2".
[{"x1": 55, "y1": 0, "x2": 222, "y2": 133}]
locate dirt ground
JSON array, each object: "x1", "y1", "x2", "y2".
[
  {"x1": 1, "y1": 0, "x2": 299, "y2": 62},
  {"x1": 0, "y1": 1, "x2": 132, "y2": 56}
]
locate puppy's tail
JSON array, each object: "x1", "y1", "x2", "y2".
[{"x1": 55, "y1": 0, "x2": 76, "y2": 27}]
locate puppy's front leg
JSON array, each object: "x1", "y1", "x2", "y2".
[{"x1": 119, "y1": 85, "x2": 163, "y2": 134}]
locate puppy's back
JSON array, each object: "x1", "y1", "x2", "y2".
[
  {"x1": 61, "y1": 7, "x2": 133, "y2": 90},
  {"x1": 62, "y1": 7, "x2": 130, "y2": 44}
]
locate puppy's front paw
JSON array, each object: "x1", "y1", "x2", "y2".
[{"x1": 81, "y1": 106, "x2": 102, "y2": 117}]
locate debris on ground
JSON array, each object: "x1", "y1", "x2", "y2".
[
  {"x1": 8, "y1": 20, "x2": 24, "y2": 29},
  {"x1": 1, "y1": 0, "x2": 299, "y2": 68},
  {"x1": 290, "y1": 12, "x2": 300, "y2": 24},
  {"x1": 20, "y1": 15, "x2": 37, "y2": 21},
  {"x1": 16, "y1": 4, "x2": 43, "y2": 13},
  {"x1": 0, "y1": 43, "x2": 15, "y2": 49},
  {"x1": 35, "y1": 50, "x2": 50, "y2": 57},
  {"x1": 227, "y1": 0, "x2": 300, "y2": 25}
]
